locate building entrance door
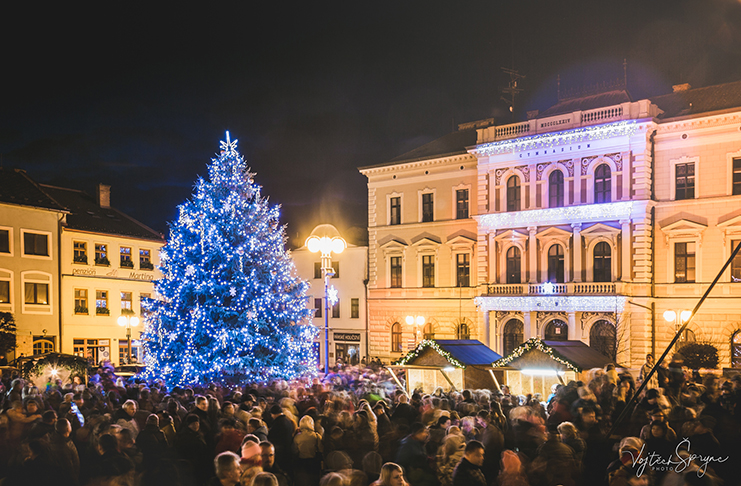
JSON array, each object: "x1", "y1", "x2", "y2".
[{"x1": 335, "y1": 343, "x2": 359, "y2": 365}]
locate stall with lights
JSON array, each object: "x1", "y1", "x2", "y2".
[
  {"x1": 492, "y1": 338, "x2": 619, "y2": 396},
  {"x1": 16, "y1": 353, "x2": 89, "y2": 389},
  {"x1": 388, "y1": 339, "x2": 503, "y2": 395}
]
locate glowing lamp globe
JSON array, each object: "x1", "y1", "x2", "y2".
[
  {"x1": 663, "y1": 311, "x2": 676, "y2": 323},
  {"x1": 680, "y1": 310, "x2": 691, "y2": 322}
]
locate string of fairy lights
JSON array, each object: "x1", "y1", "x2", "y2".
[
  {"x1": 492, "y1": 337, "x2": 581, "y2": 372},
  {"x1": 394, "y1": 340, "x2": 467, "y2": 368},
  {"x1": 141, "y1": 133, "x2": 317, "y2": 386}
]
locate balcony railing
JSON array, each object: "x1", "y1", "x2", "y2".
[{"x1": 483, "y1": 282, "x2": 618, "y2": 296}]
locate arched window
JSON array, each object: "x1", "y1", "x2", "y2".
[
  {"x1": 423, "y1": 322, "x2": 434, "y2": 340},
  {"x1": 547, "y1": 244, "x2": 564, "y2": 283},
  {"x1": 594, "y1": 164, "x2": 611, "y2": 203},
  {"x1": 507, "y1": 176, "x2": 521, "y2": 212},
  {"x1": 503, "y1": 319, "x2": 524, "y2": 356},
  {"x1": 391, "y1": 322, "x2": 402, "y2": 352},
  {"x1": 593, "y1": 242, "x2": 611, "y2": 282},
  {"x1": 549, "y1": 170, "x2": 564, "y2": 208},
  {"x1": 32, "y1": 337, "x2": 55, "y2": 355},
  {"x1": 732, "y1": 330, "x2": 741, "y2": 368},
  {"x1": 544, "y1": 319, "x2": 568, "y2": 341},
  {"x1": 506, "y1": 246, "x2": 521, "y2": 284},
  {"x1": 457, "y1": 322, "x2": 470, "y2": 340},
  {"x1": 590, "y1": 320, "x2": 616, "y2": 360}
]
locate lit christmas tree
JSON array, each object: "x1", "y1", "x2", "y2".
[{"x1": 142, "y1": 133, "x2": 317, "y2": 387}]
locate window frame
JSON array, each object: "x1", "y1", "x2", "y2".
[
  {"x1": 139, "y1": 248, "x2": 153, "y2": 270},
  {"x1": 20, "y1": 229, "x2": 52, "y2": 260},
  {"x1": 121, "y1": 291, "x2": 133, "y2": 314},
  {"x1": 547, "y1": 244, "x2": 565, "y2": 283},
  {"x1": 674, "y1": 241, "x2": 696, "y2": 283},
  {"x1": 506, "y1": 246, "x2": 521, "y2": 284},
  {"x1": 594, "y1": 164, "x2": 612, "y2": 204},
  {"x1": 21, "y1": 271, "x2": 52, "y2": 315},
  {"x1": 73, "y1": 241, "x2": 87, "y2": 264},
  {"x1": 0, "y1": 226, "x2": 13, "y2": 256},
  {"x1": 0, "y1": 269, "x2": 12, "y2": 312},
  {"x1": 120, "y1": 246, "x2": 133, "y2": 268},
  {"x1": 421, "y1": 192, "x2": 434, "y2": 223},
  {"x1": 727, "y1": 151, "x2": 741, "y2": 196},
  {"x1": 314, "y1": 298, "x2": 322, "y2": 318},
  {"x1": 731, "y1": 240, "x2": 741, "y2": 282},
  {"x1": 95, "y1": 243, "x2": 110, "y2": 266},
  {"x1": 507, "y1": 175, "x2": 521, "y2": 212},
  {"x1": 456, "y1": 253, "x2": 471, "y2": 288},
  {"x1": 548, "y1": 170, "x2": 565, "y2": 208},
  {"x1": 670, "y1": 156, "x2": 699, "y2": 201},
  {"x1": 388, "y1": 193, "x2": 402, "y2": 226},
  {"x1": 74, "y1": 288, "x2": 89, "y2": 315},
  {"x1": 593, "y1": 241, "x2": 612, "y2": 282},
  {"x1": 455, "y1": 188, "x2": 469, "y2": 219},
  {"x1": 96, "y1": 290, "x2": 109, "y2": 315},
  {"x1": 391, "y1": 322, "x2": 402, "y2": 353},
  {"x1": 350, "y1": 298, "x2": 359, "y2": 319},
  {"x1": 421, "y1": 254, "x2": 435, "y2": 288},
  {"x1": 314, "y1": 262, "x2": 322, "y2": 279},
  {"x1": 390, "y1": 256, "x2": 402, "y2": 288},
  {"x1": 331, "y1": 298, "x2": 340, "y2": 319}
]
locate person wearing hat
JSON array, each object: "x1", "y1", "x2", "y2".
[
  {"x1": 267, "y1": 404, "x2": 296, "y2": 475},
  {"x1": 606, "y1": 437, "x2": 649, "y2": 486},
  {"x1": 639, "y1": 408, "x2": 677, "y2": 442},
  {"x1": 395, "y1": 423, "x2": 437, "y2": 486},
  {"x1": 137, "y1": 414, "x2": 168, "y2": 470},
  {"x1": 175, "y1": 414, "x2": 213, "y2": 485},
  {"x1": 239, "y1": 440, "x2": 264, "y2": 486}
]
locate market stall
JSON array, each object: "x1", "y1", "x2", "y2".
[
  {"x1": 15, "y1": 353, "x2": 88, "y2": 390},
  {"x1": 388, "y1": 339, "x2": 503, "y2": 394},
  {"x1": 492, "y1": 338, "x2": 619, "y2": 396}
]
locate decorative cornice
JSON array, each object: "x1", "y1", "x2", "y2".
[
  {"x1": 475, "y1": 200, "x2": 650, "y2": 231},
  {"x1": 475, "y1": 295, "x2": 627, "y2": 313},
  {"x1": 471, "y1": 120, "x2": 640, "y2": 157},
  {"x1": 359, "y1": 154, "x2": 475, "y2": 175}
]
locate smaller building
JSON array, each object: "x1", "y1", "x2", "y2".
[
  {"x1": 390, "y1": 339, "x2": 502, "y2": 393},
  {"x1": 291, "y1": 224, "x2": 368, "y2": 367}
]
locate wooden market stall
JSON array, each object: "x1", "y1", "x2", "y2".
[
  {"x1": 387, "y1": 339, "x2": 503, "y2": 395},
  {"x1": 492, "y1": 337, "x2": 620, "y2": 396}
]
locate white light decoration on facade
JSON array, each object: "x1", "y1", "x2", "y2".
[
  {"x1": 328, "y1": 286, "x2": 339, "y2": 305},
  {"x1": 477, "y1": 200, "x2": 646, "y2": 230},
  {"x1": 475, "y1": 295, "x2": 626, "y2": 313},
  {"x1": 542, "y1": 282, "x2": 554, "y2": 294},
  {"x1": 472, "y1": 120, "x2": 639, "y2": 156}
]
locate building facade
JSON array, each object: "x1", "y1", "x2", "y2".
[
  {"x1": 0, "y1": 170, "x2": 164, "y2": 365},
  {"x1": 362, "y1": 81, "x2": 741, "y2": 369},
  {"x1": 292, "y1": 224, "x2": 368, "y2": 367}
]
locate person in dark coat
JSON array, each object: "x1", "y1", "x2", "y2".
[
  {"x1": 395, "y1": 423, "x2": 438, "y2": 486},
  {"x1": 267, "y1": 404, "x2": 296, "y2": 474},
  {"x1": 89, "y1": 433, "x2": 135, "y2": 483},
  {"x1": 28, "y1": 410, "x2": 57, "y2": 440},
  {"x1": 451, "y1": 441, "x2": 486, "y2": 486},
  {"x1": 530, "y1": 428, "x2": 579, "y2": 486},
  {"x1": 392, "y1": 395, "x2": 418, "y2": 426},
  {"x1": 248, "y1": 418, "x2": 269, "y2": 443},
  {"x1": 137, "y1": 413, "x2": 169, "y2": 470},
  {"x1": 47, "y1": 418, "x2": 80, "y2": 486},
  {"x1": 261, "y1": 441, "x2": 293, "y2": 486},
  {"x1": 176, "y1": 413, "x2": 214, "y2": 485}
]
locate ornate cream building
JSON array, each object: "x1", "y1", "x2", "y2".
[{"x1": 361, "y1": 81, "x2": 741, "y2": 369}]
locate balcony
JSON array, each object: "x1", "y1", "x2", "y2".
[{"x1": 483, "y1": 281, "x2": 621, "y2": 296}]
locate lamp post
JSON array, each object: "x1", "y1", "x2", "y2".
[
  {"x1": 117, "y1": 314, "x2": 140, "y2": 364},
  {"x1": 406, "y1": 315, "x2": 425, "y2": 345},
  {"x1": 663, "y1": 309, "x2": 692, "y2": 346},
  {"x1": 307, "y1": 225, "x2": 346, "y2": 375}
]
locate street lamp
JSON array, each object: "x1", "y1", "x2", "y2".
[
  {"x1": 306, "y1": 225, "x2": 346, "y2": 375},
  {"x1": 663, "y1": 310, "x2": 692, "y2": 346},
  {"x1": 117, "y1": 314, "x2": 140, "y2": 364},
  {"x1": 406, "y1": 315, "x2": 426, "y2": 344}
]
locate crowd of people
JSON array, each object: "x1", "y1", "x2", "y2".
[{"x1": 0, "y1": 353, "x2": 739, "y2": 486}]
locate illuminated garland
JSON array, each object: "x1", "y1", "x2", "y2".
[
  {"x1": 394, "y1": 340, "x2": 466, "y2": 368},
  {"x1": 492, "y1": 337, "x2": 580, "y2": 372}
]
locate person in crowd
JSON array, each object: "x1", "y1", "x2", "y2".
[
  {"x1": 436, "y1": 434, "x2": 465, "y2": 486},
  {"x1": 372, "y1": 462, "x2": 407, "y2": 486},
  {"x1": 208, "y1": 451, "x2": 242, "y2": 486},
  {"x1": 293, "y1": 415, "x2": 323, "y2": 486},
  {"x1": 268, "y1": 404, "x2": 296, "y2": 475},
  {"x1": 261, "y1": 441, "x2": 292, "y2": 486},
  {"x1": 451, "y1": 440, "x2": 485, "y2": 486},
  {"x1": 396, "y1": 423, "x2": 438, "y2": 486}
]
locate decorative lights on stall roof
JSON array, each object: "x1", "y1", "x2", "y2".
[
  {"x1": 492, "y1": 337, "x2": 580, "y2": 372},
  {"x1": 394, "y1": 339, "x2": 466, "y2": 369},
  {"x1": 472, "y1": 120, "x2": 639, "y2": 157}
]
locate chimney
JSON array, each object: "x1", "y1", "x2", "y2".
[
  {"x1": 98, "y1": 183, "x2": 111, "y2": 208},
  {"x1": 672, "y1": 83, "x2": 691, "y2": 93}
]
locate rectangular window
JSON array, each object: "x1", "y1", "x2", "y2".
[
  {"x1": 351, "y1": 298, "x2": 359, "y2": 319},
  {"x1": 140, "y1": 292, "x2": 151, "y2": 315},
  {"x1": 24, "y1": 282, "x2": 49, "y2": 305},
  {"x1": 331, "y1": 261, "x2": 339, "y2": 278},
  {"x1": 390, "y1": 256, "x2": 402, "y2": 288},
  {"x1": 96, "y1": 290, "x2": 109, "y2": 315},
  {"x1": 140, "y1": 249, "x2": 153, "y2": 270},
  {"x1": 121, "y1": 292, "x2": 133, "y2": 313},
  {"x1": 0, "y1": 229, "x2": 9, "y2": 254},
  {"x1": 674, "y1": 242, "x2": 696, "y2": 283},
  {"x1": 0, "y1": 281, "x2": 9, "y2": 303},
  {"x1": 24, "y1": 232, "x2": 48, "y2": 256},
  {"x1": 73, "y1": 241, "x2": 87, "y2": 264},
  {"x1": 74, "y1": 289, "x2": 88, "y2": 314},
  {"x1": 314, "y1": 298, "x2": 322, "y2": 318},
  {"x1": 456, "y1": 189, "x2": 469, "y2": 219},
  {"x1": 95, "y1": 244, "x2": 109, "y2": 266},
  {"x1": 732, "y1": 240, "x2": 741, "y2": 282},
  {"x1": 422, "y1": 255, "x2": 435, "y2": 288},
  {"x1": 422, "y1": 193, "x2": 434, "y2": 222},
  {"x1": 119, "y1": 340, "x2": 142, "y2": 364},
  {"x1": 675, "y1": 162, "x2": 695, "y2": 200},
  {"x1": 314, "y1": 262, "x2": 322, "y2": 279},
  {"x1": 120, "y1": 247, "x2": 133, "y2": 268},
  {"x1": 734, "y1": 158, "x2": 741, "y2": 196},
  {"x1": 456, "y1": 253, "x2": 471, "y2": 287},
  {"x1": 332, "y1": 299, "x2": 340, "y2": 319},
  {"x1": 390, "y1": 197, "x2": 401, "y2": 225},
  {"x1": 73, "y1": 338, "x2": 100, "y2": 364}
]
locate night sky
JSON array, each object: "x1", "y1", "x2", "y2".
[{"x1": 3, "y1": 1, "x2": 741, "y2": 248}]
